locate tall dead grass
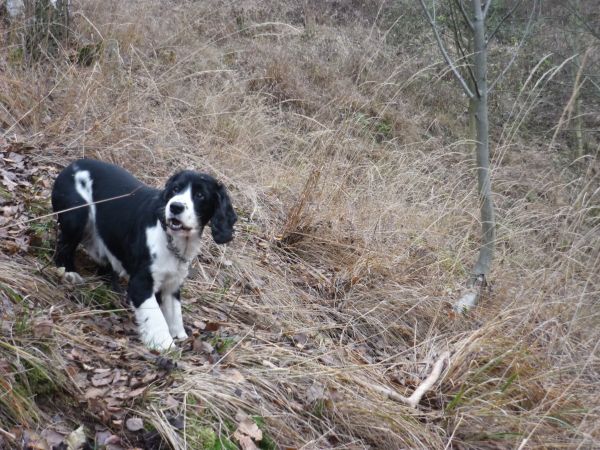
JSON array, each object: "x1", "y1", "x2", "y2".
[{"x1": 1, "y1": 0, "x2": 598, "y2": 448}]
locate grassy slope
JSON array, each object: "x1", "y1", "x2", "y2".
[{"x1": 1, "y1": 1, "x2": 599, "y2": 448}]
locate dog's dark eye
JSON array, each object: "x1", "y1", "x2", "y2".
[
  {"x1": 195, "y1": 192, "x2": 204, "y2": 200},
  {"x1": 172, "y1": 185, "x2": 181, "y2": 193}
]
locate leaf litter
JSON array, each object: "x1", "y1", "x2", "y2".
[{"x1": 0, "y1": 138, "x2": 58, "y2": 256}]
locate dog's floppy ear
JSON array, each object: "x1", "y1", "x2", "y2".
[{"x1": 210, "y1": 183, "x2": 237, "y2": 244}]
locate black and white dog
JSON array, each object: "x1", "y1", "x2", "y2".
[{"x1": 51, "y1": 159, "x2": 236, "y2": 351}]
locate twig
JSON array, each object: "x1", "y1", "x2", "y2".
[
  {"x1": 357, "y1": 352, "x2": 450, "y2": 408},
  {"x1": 488, "y1": 0, "x2": 538, "y2": 93},
  {"x1": 406, "y1": 351, "x2": 450, "y2": 408},
  {"x1": 3, "y1": 64, "x2": 76, "y2": 136},
  {"x1": 418, "y1": 0, "x2": 475, "y2": 99},
  {"x1": 358, "y1": 379, "x2": 411, "y2": 404},
  {"x1": 211, "y1": 326, "x2": 254, "y2": 369},
  {"x1": 0, "y1": 187, "x2": 142, "y2": 232},
  {"x1": 486, "y1": 0, "x2": 524, "y2": 43},
  {"x1": 550, "y1": 48, "x2": 591, "y2": 150},
  {"x1": 449, "y1": 0, "x2": 477, "y2": 92},
  {"x1": 453, "y1": 0, "x2": 473, "y2": 30},
  {"x1": 0, "y1": 427, "x2": 16, "y2": 442}
]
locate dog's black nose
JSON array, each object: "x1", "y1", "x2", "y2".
[{"x1": 169, "y1": 202, "x2": 185, "y2": 214}]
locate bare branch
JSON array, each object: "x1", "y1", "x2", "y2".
[
  {"x1": 489, "y1": 0, "x2": 538, "y2": 93},
  {"x1": 550, "y1": 48, "x2": 592, "y2": 149},
  {"x1": 356, "y1": 352, "x2": 450, "y2": 408},
  {"x1": 418, "y1": 0, "x2": 475, "y2": 98},
  {"x1": 406, "y1": 352, "x2": 450, "y2": 407},
  {"x1": 453, "y1": 0, "x2": 473, "y2": 30},
  {"x1": 0, "y1": 427, "x2": 16, "y2": 443},
  {"x1": 449, "y1": 0, "x2": 478, "y2": 95},
  {"x1": 487, "y1": 0, "x2": 524, "y2": 44}
]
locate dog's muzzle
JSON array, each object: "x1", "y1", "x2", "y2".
[{"x1": 166, "y1": 202, "x2": 194, "y2": 232}]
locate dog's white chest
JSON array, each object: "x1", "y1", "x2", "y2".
[{"x1": 146, "y1": 221, "x2": 190, "y2": 294}]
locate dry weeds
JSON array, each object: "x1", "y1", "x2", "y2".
[{"x1": 1, "y1": 1, "x2": 599, "y2": 449}]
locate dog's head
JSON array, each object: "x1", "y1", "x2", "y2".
[{"x1": 161, "y1": 171, "x2": 237, "y2": 244}]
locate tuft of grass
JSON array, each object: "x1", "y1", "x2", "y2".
[{"x1": 79, "y1": 283, "x2": 122, "y2": 310}]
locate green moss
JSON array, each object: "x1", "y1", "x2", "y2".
[
  {"x1": 24, "y1": 363, "x2": 57, "y2": 396},
  {"x1": 29, "y1": 219, "x2": 55, "y2": 261},
  {"x1": 0, "y1": 186, "x2": 12, "y2": 200},
  {"x1": 77, "y1": 42, "x2": 104, "y2": 66},
  {"x1": 210, "y1": 336, "x2": 236, "y2": 354},
  {"x1": 184, "y1": 412, "x2": 237, "y2": 450},
  {"x1": 8, "y1": 47, "x2": 24, "y2": 65}
]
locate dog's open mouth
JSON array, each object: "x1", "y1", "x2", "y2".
[{"x1": 168, "y1": 218, "x2": 190, "y2": 232}]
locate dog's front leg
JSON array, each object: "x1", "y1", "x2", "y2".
[
  {"x1": 160, "y1": 290, "x2": 188, "y2": 340},
  {"x1": 129, "y1": 275, "x2": 174, "y2": 351}
]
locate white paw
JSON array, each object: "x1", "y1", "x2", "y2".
[
  {"x1": 170, "y1": 327, "x2": 188, "y2": 340},
  {"x1": 63, "y1": 271, "x2": 84, "y2": 284},
  {"x1": 135, "y1": 296, "x2": 175, "y2": 352},
  {"x1": 141, "y1": 328, "x2": 175, "y2": 351}
]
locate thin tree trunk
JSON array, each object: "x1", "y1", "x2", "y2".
[
  {"x1": 455, "y1": 0, "x2": 495, "y2": 311},
  {"x1": 572, "y1": 0, "x2": 584, "y2": 157},
  {"x1": 418, "y1": 0, "x2": 497, "y2": 311},
  {"x1": 470, "y1": 0, "x2": 494, "y2": 283}
]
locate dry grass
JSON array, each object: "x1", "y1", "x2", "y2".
[{"x1": 1, "y1": 0, "x2": 599, "y2": 449}]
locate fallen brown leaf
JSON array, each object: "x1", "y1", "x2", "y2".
[
  {"x1": 127, "y1": 386, "x2": 147, "y2": 398},
  {"x1": 193, "y1": 339, "x2": 214, "y2": 354},
  {"x1": 65, "y1": 425, "x2": 86, "y2": 450},
  {"x1": 85, "y1": 387, "x2": 108, "y2": 400},
  {"x1": 222, "y1": 368, "x2": 245, "y2": 384},
  {"x1": 234, "y1": 411, "x2": 262, "y2": 442},
  {"x1": 33, "y1": 318, "x2": 54, "y2": 338},
  {"x1": 233, "y1": 432, "x2": 260, "y2": 450},
  {"x1": 204, "y1": 321, "x2": 221, "y2": 332},
  {"x1": 91, "y1": 372, "x2": 114, "y2": 387},
  {"x1": 164, "y1": 395, "x2": 179, "y2": 410},
  {"x1": 40, "y1": 429, "x2": 66, "y2": 448}
]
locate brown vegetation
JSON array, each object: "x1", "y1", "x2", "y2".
[{"x1": 0, "y1": 1, "x2": 598, "y2": 449}]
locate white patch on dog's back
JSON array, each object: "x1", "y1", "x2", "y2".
[
  {"x1": 74, "y1": 169, "x2": 127, "y2": 277},
  {"x1": 74, "y1": 170, "x2": 94, "y2": 217}
]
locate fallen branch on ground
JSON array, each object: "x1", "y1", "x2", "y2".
[
  {"x1": 357, "y1": 351, "x2": 450, "y2": 408},
  {"x1": 0, "y1": 427, "x2": 16, "y2": 442}
]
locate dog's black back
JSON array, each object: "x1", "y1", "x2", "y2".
[{"x1": 52, "y1": 159, "x2": 158, "y2": 274}]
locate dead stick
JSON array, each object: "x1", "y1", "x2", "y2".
[
  {"x1": 0, "y1": 187, "x2": 142, "y2": 232},
  {"x1": 406, "y1": 351, "x2": 450, "y2": 408},
  {"x1": 0, "y1": 427, "x2": 16, "y2": 441},
  {"x1": 357, "y1": 351, "x2": 450, "y2": 408}
]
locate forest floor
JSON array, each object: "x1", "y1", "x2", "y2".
[{"x1": 0, "y1": 1, "x2": 599, "y2": 449}]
